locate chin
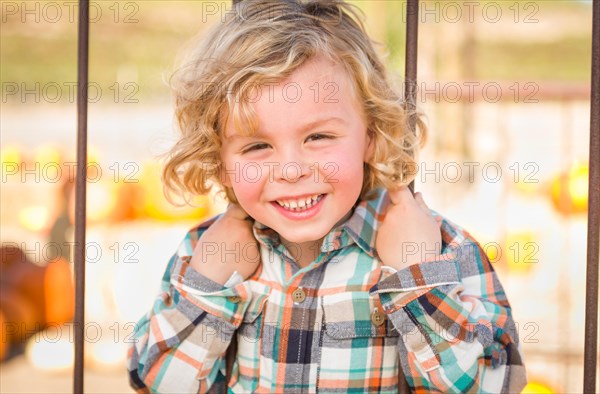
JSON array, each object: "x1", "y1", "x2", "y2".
[
  {"x1": 279, "y1": 232, "x2": 321, "y2": 244},
  {"x1": 277, "y1": 227, "x2": 329, "y2": 245}
]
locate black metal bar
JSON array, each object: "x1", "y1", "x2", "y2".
[
  {"x1": 405, "y1": 0, "x2": 419, "y2": 196},
  {"x1": 74, "y1": 0, "x2": 89, "y2": 392},
  {"x1": 399, "y1": 1, "x2": 419, "y2": 393},
  {"x1": 584, "y1": 0, "x2": 600, "y2": 392}
]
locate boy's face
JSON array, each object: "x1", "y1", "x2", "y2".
[{"x1": 220, "y1": 56, "x2": 373, "y2": 250}]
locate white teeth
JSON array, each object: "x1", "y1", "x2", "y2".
[{"x1": 276, "y1": 194, "x2": 322, "y2": 210}]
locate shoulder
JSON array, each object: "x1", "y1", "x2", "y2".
[
  {"x1": 429, "y1": 209, "x2": 473, "y2": 245},
  {"x1": 365, "y1": 187, "x2": 477, "y2": 244},
  {"x1": 430, "y1": 208, "x2": 487, "y2": 253},
  {"x1": 429, "y1": 209, "x2": 497, "y2": 279}
]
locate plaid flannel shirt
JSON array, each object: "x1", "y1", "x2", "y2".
[{"x1": 127, "y1": 187, "x2": 527, "y2": 393}]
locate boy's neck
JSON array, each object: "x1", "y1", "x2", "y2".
[
  {"x1": 280, "y1": 209, "x2": 354, "y2": 268},
  {"x1": 281, "y1": 238, "x2": 323, "y2": 268}
]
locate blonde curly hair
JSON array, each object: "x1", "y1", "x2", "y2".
[{"x1": 162, "y1": 0, "x2": 426, "y2": 204}]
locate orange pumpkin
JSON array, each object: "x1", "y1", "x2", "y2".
[
  {"x1": 44, "y1": 257, "x2": 74, "y2": 325},
  {"x1": 0, "y1": 310, "x2": 7, "y2": 360}
]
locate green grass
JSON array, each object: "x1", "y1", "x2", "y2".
[
  {"x1": 475, "y1": 37, "x2": 592, "y2": 82},
  {"x1": 0, "y1": 1, "x2": 593, "y2": 103}
]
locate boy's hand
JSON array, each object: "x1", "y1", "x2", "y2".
[
  {"x1": 375, "y1": 186, "x2": 442, "y2": 270},
  {"x1": 190, "y1": 203, "x2": 261, "y2": 285}
]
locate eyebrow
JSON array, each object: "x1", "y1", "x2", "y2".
[{"x1": 225, "y1": 116, "x2": 346, "y2": 141}]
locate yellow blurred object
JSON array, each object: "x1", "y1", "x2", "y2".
[
  {"x1": 514, "y1": 176, "x2": 540, "y2": 195},
  {"x1": 138, "y1": 162, "x2": 211, "y2": 222},
  {"x1": 34, "y1": 145, "x2": 62, "y2": 168},
  {"x1": 478, "y1": 239, "x2": 502, "y2": 264},
  {"x1": 18, "y1": 206, "x2": 50, "y2": 232},
  {"x1": 87, "y1": 145, "x2": 101, "y2": 166},
  {"x1": 516, "y1": 183, "x2": 538, "y2": 194},
  {"x1": 550, "y1": 162, "x2": 589, "y2": 215},
  {"x1": 1, "y1": 144, "x2": 22, "y2": 165},
  {"x1": 521, "y1": 381, "x2": 554, "y2": 393},
  {"x1": 567, "y1": 163, "x2": 588, "y2": 209},
  {"x1": 504, "y1": 232, "x2": 538, "y2": 273}
]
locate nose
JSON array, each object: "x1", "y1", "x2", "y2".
[{"x1": 273, "y1": 148, "x2": 312, "y2": 183}]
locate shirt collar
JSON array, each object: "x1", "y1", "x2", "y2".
[
  {"x1": 252, "y1": 187, "x2": 391, "y2": 259},
  {"x1": 339, "y1": 187, "x2": 391, "y2": 257}
]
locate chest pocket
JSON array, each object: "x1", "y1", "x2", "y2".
[
  {"x1": 239, "y1": 293, "x2": 268, "y2": 339},
  {"x1": 318, "y1": 291, "x2": 400, "y2": 392}
]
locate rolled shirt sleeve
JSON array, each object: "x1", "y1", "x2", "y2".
[
  {"x1": 127, "y1": 220, "x2": 253, "y2": 393},
  {"x1": 370, "y1": 216, "x2": 527, "y2": 393}
]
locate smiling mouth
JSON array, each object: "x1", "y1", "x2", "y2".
[{"x1": 274, "y1": 194, "x2": 325, "y2": 211}]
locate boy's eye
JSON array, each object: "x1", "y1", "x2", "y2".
[
  {"x1": 306, "y1": 133, "x2": 333, "y2": 142},
  {"x1": 241, "y1": 143, "x2": 270, "y2": 153}
]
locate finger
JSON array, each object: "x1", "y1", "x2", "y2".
[
  {"x1": 388, "y1": 185, "x2": 413, "y2": 205},
  {"x1": 414, "y1": 192, "x2": 433, "y2": 214},
  {"x1": 414, "y1": 192, "x2": 427, "y2": 208},
  {"x1": 415, "y1": 193, "x2": 441, "y2": 230}
]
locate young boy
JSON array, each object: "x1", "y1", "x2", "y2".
[{"x1": 127, "y1": 1, "x2": 527, "y2": 392}]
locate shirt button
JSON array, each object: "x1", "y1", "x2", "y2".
[
  {"x1": 371, "y1": 310, "x2": 386, "y2": 326},
  {"x1": 227, "y1": 296, "x2": 241, "y2": 304},
  {"x1": 292, "y1": 288, "x2": 306, "y2": 303}
]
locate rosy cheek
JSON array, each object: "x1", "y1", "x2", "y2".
[
  {"x1": 319, "y1": 155, "x2": 363, "y2": 184},
  {"x1": 229, "y1": 163, "x2": 265, "y2": 205},
  {"x1": 240, "y1": 162, "x2": 262, "y2": 183},
  {"x1": 231, "y1": 181, "x2": 258, "y2": 207},
  {"x1": 321, "y1": 163, "x2": 341, "y2": 183}
]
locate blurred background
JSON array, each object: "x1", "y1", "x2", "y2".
[{"x1": 0, "y1": 0, "x2": 596, "y2": 392}]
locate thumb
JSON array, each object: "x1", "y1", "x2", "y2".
[{"x1": 414, "y1": 192, "x2": 434, "y2": 214}]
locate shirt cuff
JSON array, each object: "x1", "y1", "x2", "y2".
[
  {"x1": 169, "y1": 256, "x2": 251, "y2": 327},
  {"x1": 370, "y1": 257, "x2": 461, "y2": 313}
]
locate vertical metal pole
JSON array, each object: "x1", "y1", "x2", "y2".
[
  {"x1": 74, "y1": 0, "x2": 89, "y2": 392},
  {"x1": 584, "y1": 0, "x2": 599, "y2": 392},
  {"x1": 405, "y1": 0, "x2": 419, "y2": 196},
  {"x1": 399, "y1": 1, "x2": 419, "y2": 393}
]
